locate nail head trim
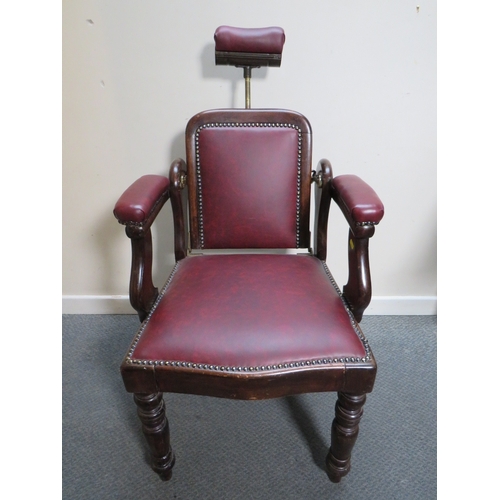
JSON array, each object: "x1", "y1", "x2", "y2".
[
  {"x1": 124, "y1": 258, "x2": 373, "y2": 371},
  {"x1": 194, "y1": 122, "x2": 303, "y2": 249}
]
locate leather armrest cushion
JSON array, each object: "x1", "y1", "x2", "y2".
[
  {"x1": 331, "y1": 175, "x2": 384, "y2": 225},
  {"x1": 113, "y1": 175, "x2": 170, "y2": 225}
]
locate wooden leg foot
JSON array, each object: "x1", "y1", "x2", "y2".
[
  {"x1": 158, "y1": 469, "x2": 173, "y2": 482},
  {"x1": 325, "y1": 392, "x2": 366, "y2": 483},
  {"x1": 134, "y1": 392, "x2": 175, "y2": 481}
]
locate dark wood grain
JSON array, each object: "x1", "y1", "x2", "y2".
[
  {"x1": 343, "y1": 231, "x2": 372, "y2": 322},
  {"x1": 316, "y1": 166, "x2": 379, "y2": 322},
  {"x1": 125, "y1": 226, "x2": 158, "y2": 322},
  {"x1": 133, "y1": 392, "x2": 175, "y2": 481},
  {"x1": 146, "y1": 360, "x2": 377, "y2": 400},
  {"x1": 326, "y1": 392, "x2": 367, "y2": 483}
]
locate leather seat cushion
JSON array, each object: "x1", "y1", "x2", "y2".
[{"x1": 129, "y1": 254, "x2": 368, "y2": 370}]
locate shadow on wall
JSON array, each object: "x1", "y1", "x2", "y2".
[
  {"x1": 150, "y1": 131, "x2": 187, "y2": 287},
  {"x1": 96, "y1": 210, "x2": 126, "y2": 297},
  {"x1": 94, "y1": 203, "x2": 174, "y2": 301},
  {"x1": 96, "y1": 131, "x2": 186, "y2": 300},
  {"x1": 98, "y1": 41, "x2": 276, "y2": 298},
  {"x1": 200, "y1": 43, "x2": 268, "y2": 108},
  {"x1": 134, "y1": 131, "x2": 187, "y2": 290}
]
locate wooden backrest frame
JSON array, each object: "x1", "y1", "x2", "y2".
[{"x1": 185, "y1": 109, "x2": 313, "y2": 251}]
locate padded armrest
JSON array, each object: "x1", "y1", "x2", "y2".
[
  {"x1": 330, "y1": 175, "x2": 384, "y2": 229},
  {"x1": 113, "y1": 175, "x2": 169, "y2": 321},
  {"x1": 113, "y1": 175, "x2": 170, "y2": 226}
]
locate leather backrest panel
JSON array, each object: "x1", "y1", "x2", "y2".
[{"x1": 186, "y1": 109, "x2": 312, "y2": 249}]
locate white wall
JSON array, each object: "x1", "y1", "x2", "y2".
[{"x1": 62, "y1": 0, "x2": 436, "y2": 314}]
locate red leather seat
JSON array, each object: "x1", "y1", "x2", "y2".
[
  {"x1": 122, "y1": 254, "x2": 375, "y2": 399},
  {"x1": 113, "y1": 26, "x2": 384, "y2": 484}
]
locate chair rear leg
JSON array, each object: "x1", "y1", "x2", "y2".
[
  {"x1": 134, "y1": 392, "x2": 175, "y2": 480},
  {"x1": 326, "y1": 392, "x2": 366, "y2": 483}
]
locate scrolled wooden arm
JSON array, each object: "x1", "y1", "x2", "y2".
[
  {"x1": 315, "y1": 159, "x2": 384, "y2": 322},
  {"x1": 113, "y1": 174, "x2": 172, "y2": 322},
  {"x1": 113, "y1": 162, "x2": 188, "y2": 321}
]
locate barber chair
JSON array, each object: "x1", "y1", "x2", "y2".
[{"x1": 113, "y1": 26, "x2": 384, "y2": 483}]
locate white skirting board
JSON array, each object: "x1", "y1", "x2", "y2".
[
  {"x1": 364, "y1": 296, "x2": 437, "y2": 315},
  {"x1": 62, "y1": 295, "x2": 437, "y2": 315}
]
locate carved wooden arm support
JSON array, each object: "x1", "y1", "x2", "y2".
[
  {"x1": 315, "y1": 159, "x2": 384, "y2": 322},
  {"x1": 113, "y1": 161, "x2": 188, "y2": 321},
  {"x1": 113, "y1": 161, "x2": 187, "y2": 323},
  {"x1": 113, "y1": 174, "x2": 170, "y2": 321}
]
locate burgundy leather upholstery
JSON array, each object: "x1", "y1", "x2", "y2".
[
  {"x1": 186, "y1": 109, "x2": 312, "y2": 250},
  {"x1": 331, "y1": 175, "x2": 384, "y2": 225},
  {"x1": 214, "y1": 26, "x2": 285, "y2": 54},
  {"x1": 198, "y1": 126, "x2": 298, "y2": 248},
  {"x1": 128, "y1": 254, "x2": 368, "y2": 370},
  {"x1": 113, "y1": 175, "x2": 169, "y2": 224}
]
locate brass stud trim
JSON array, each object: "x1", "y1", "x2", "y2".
[
  {"x1": 124, "y1": 259, "x2": 372, "y2": 371},
  {"x1": 194, "y1": 122, "x2": 303, "y2": 249}
]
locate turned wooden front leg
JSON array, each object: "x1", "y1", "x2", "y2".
[
  {"x1": 326, "y1": 392, "x2": 366, "y2": 483},
  {"x1": 134, "y1": 392, "x2": 175, "y2": 481}
]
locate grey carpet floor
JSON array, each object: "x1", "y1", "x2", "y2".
[{"x1": 62, "y1": 315, "x2": 436, "y2": 499}]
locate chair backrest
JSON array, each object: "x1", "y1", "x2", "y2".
[{"x1": 186, "y1": 109, "x2": 312, "y2": 250}]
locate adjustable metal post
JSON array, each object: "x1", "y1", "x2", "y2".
[{"x1": 244, "y1": 67, "x2": 252, "y2": 109}]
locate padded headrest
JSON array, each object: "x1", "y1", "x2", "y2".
[{"x1": 214, "y1": 26, "x2": 285, "y2": 67}]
